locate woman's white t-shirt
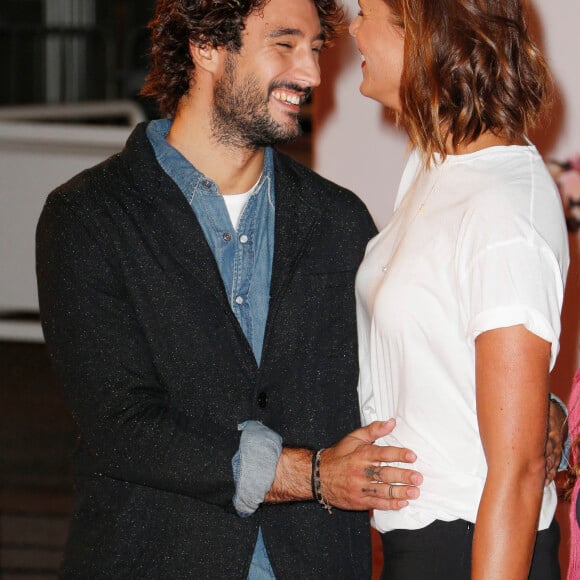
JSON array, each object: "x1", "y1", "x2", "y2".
[{"x1": 356, "y1": 144, "x2": 569, "y2": 533}]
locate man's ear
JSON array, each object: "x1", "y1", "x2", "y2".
[{"x1": 189, "y1": 40, "x2": 222, "y2": 74}]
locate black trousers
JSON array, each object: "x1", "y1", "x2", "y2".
[{"x1": 380, "y1": 518, "x2": 560, "y2": 580}]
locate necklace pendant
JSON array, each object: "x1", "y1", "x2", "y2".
[
  {"x1": 418, "y1": 203, "x2": 425, "y2": 214},
  {"x1": 382, "y1": 265, "x2": 388, "y2": 273}
]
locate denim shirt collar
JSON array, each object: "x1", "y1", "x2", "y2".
[{"x1": 146, "y1": 118, "x2": 274, "y2": 202}]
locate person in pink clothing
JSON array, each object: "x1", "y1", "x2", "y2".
[{"x1": 565, "y1": 369, "x2": 580, "y2": 579}]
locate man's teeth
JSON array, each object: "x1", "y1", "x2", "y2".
[{"x1": 273, "y1": 91, "x2": 302, "y2": 105}]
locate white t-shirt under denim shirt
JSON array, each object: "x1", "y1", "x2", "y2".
[{"x1": 356, "y1": 143, "x2": 569, "y2": 534}]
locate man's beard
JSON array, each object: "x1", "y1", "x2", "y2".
[{"x1": 211, "y1": 53, "x2": 309, "y2": 150}]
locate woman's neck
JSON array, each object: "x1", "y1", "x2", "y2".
[{"x1": 445, "y1": 132, "x2": 526, "y2": 155}]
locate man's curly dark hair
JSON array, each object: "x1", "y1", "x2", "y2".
[{"x1": 141, "y1": 0, "x2": 345, "y2": 117}]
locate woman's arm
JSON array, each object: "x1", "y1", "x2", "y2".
[{"x1": 472, "y1": 324, "x2": 551, "y2": 579}]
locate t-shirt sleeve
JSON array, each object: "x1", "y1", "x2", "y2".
[{"x1": 459, "y1": 237, "x2": 565, "y2": 370}]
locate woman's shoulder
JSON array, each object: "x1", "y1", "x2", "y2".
[{"x1": 446, "y1": 145, "x2": 559, "y2": 216}]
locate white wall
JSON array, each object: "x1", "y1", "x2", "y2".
[
  {"x1": 313, "y1": 0, "x2": 407, "y2": 229},
  {"x1": 530, "y1": 0, "x2": 580, "y2": 161},
  {"x1": 0, "y1": 122, "x2": 132, "y2": 341}
]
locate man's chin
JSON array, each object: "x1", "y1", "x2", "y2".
[
  {"x1": 274, "y1": 117, "x2": 303, "y2": 142},
  {"x1": 275, "y1": 127, "x2": 302, "y2": 145},
  {"x1": 251, "y1": 123, "x2": 302, "y2": 147}
]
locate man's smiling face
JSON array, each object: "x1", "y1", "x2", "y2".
[{"x1": 211, "y1": 0, "x2": 324, "y2": 149}]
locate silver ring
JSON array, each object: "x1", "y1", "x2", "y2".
[{"x1": 388, "y1": 484, "x2": 394, "y2": 498}]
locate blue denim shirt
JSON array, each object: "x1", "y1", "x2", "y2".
[{"x1": 147, "y1": 120, "x2": 281, "y2": 578}]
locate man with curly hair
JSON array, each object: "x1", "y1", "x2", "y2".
[{"x1": 36, "y1": 0, "x2": 422, "y2": 577}]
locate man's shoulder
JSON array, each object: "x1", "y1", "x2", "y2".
[
  {"x1": 43, "y1": 153, "x2": 122, "y2": 216},
  {"x1": 45, "y1": 123, "x2": 155, "y2": 213},
  {"x1": 273, "y1": 148, "x2": 347, "y2": 190},
  {"x1": 272, "y1": 148, "x2": 371, "y2": 214}
]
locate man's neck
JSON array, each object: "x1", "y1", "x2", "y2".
[{"x1": 166, "y1": 107, "x2": 266, "y2": 195}]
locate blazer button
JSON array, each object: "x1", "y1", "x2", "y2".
[{"x1": 257, "y1": 392, "x2": 268, "y2": 409}]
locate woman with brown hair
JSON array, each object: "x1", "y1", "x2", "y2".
[{"x1": 350, "y1": 0, "x2": 569, "y2": 577}]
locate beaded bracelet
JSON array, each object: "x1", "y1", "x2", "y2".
[{"x1": 311, "y1": 448, "x2": 333, "y2": 514}]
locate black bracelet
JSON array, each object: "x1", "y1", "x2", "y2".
[
  {"x1": 310, "y1": 449, "x2": 318, "y2": 501},
  {"x1": 311, "y1": 448, "x2": 333, "y2": 514}
]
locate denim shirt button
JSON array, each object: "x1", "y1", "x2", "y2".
[
  {"x1": 240, "y1": 234, "x2": 249, "y2": 244},
  {"x1": 223, "y1": 232, "x2": 232, "y2": 242},
  {"x1": 201, "y1": 179, "x2": 211, "y2": 188},
  {"x1": 257, "y1": 392, "x2": 268, "y2": 409}
]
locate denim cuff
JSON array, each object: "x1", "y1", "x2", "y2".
[{"x1": 232, "y1": 420, "x2": 283, "y2": 517}]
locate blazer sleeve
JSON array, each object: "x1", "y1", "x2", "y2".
[{"x1": 36, "y1": 191, "x2": 239, "y2": 509}]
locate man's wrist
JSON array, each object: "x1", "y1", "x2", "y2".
[{"x1": 265, "y1": 447, "x2": 313, "y2": 503}]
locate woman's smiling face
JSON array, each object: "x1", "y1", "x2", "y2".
[{"x1": 349, "y1": 0, "x2": 405, "y2": 111}]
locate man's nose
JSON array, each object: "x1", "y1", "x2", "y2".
[{"x1": 294, "y1": 50, "x2": 321, "y2": 89}]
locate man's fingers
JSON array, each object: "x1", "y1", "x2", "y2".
[
  {"x1": 352, "y1": 419, "x2": 397, "y2": 443},
  {"x1": 367, "y1": 498, "x2": 410, "y2": 511},
  {"x1": 545, "y1": 459, "x2": 557, "y2": 486},
  {"x1": 361, "y1": 482, "x2": 420, "y2": 500},
  {"x1": 347, "y1": 421, "x2": 418, "y2": 465},
  {"x1": 370, "y1": 465, "x2": 423, "y2": 486},
  {"x1": 371, "y1": 444, "x2": 418, "y2": 465},
  {"x1": 361, "y1": 461, "x2": 422, "y2": 488},
  {"x1": 544, "y1": 443, "x2": 559, "y2": 486}
]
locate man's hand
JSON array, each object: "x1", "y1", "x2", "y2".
[
  {"x1": 320, "y1": 419, "x2": 422, "y2": 511},
  {"x1": 545, "y1": 398, "x2": 568, "y2": 485},
  {"x1": 264, "y1": 419, "x2": 422, "y2": 509}
]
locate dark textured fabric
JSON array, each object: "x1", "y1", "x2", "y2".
[
  {"x1": 36, "y1": 123, "x2": 377, "y2": 579},
  {"x1": 380, "y1": 518, "x2": 560, "y2": 580}
]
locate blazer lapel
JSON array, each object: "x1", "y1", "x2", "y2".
[
  {"x1": 152, "y1": 179, "x2": 259, "y2": 368},
  {"x1": 154, "y1": 175, "x2": 232, "y2": 311},
  {"x1": 122, "y1": 124, "x2": 231, "y2": 314},
  {"x1": 266, "y1": 155, "x2": 321, "y2": 339}
]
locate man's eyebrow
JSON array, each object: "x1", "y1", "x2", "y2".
[{"x1": 267, "y1": 27, "x2": 325, "y2": 42}]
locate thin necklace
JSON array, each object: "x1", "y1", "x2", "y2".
[{"x1": 381, "y1": 161, "x2": 444, "y2": 274}]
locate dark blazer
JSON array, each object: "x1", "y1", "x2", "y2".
[{"x1": 36, "y1": 123, "x2": 378, "y2": 579}]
